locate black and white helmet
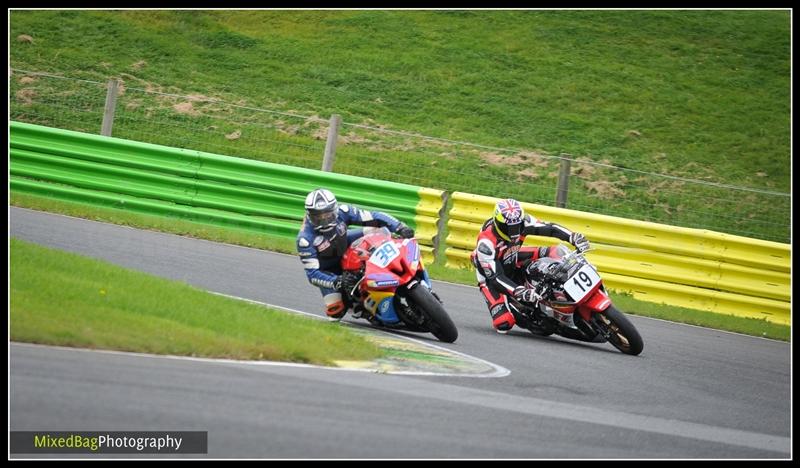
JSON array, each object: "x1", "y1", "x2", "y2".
[{"x1": 304, "y1": 188, "x2": 339, "y2": 232}]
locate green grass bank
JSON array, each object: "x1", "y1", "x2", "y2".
[
  {"x1": 10, "y1": 10, "x2": 791, "y2": 242},
  {"x1": 10, "y1": 236, "x2": 387, "y2": 364}
]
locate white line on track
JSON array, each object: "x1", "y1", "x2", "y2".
[{"x1": 209, "y1": 291, "x2": 510, "y2": 378}]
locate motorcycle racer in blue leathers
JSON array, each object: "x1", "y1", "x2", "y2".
[{"x1": 297, "y1": 188, "x2": 415, "y2": 320}]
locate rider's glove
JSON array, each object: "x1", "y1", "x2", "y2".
[
  {"x1": 341, "y1": 270, "x2": 362, "y2": 299},
  {"x1": 396, "y1": 223, "x2": 415, "y2": 239},
  {"x1": 513, "y1": 285, "x2": 541, "y2": 304},
  {"x1": 332, "y1": 275, "x2": 343, "y2": 292},
  {"x1": 570, "y1": 232, "x2": 590, "y2": 253}
]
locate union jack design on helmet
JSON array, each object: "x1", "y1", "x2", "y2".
[{"x1": 493, "y1": 198, "x2": 525, "y2": 242}]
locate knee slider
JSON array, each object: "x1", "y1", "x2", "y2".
[
  {"x1": 326, "y1": 300, "x2": 346, "y2": 319},
  {"x1": 492, "y1": 310, "x2": 516, "y2": 331}
]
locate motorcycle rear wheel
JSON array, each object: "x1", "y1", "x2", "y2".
[
  {"x1": 407, "y1": 286, "x2": 458, "y2": 343},
  {"x1": 594, "y1": 306, "x2": 643, "y2": 356}
]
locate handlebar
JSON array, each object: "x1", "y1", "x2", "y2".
[{"x1": 552, "y1": 246, "x2": 593, "y2": 275}]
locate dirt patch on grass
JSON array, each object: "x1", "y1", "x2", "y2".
[
  {"x1": 301, "y1": 114, "x2": 326, "y2": 125},
  {"x1": 15, "y1": 88, "x2": 36, "y2": 105},
  {"x1": 571, "y1": 156, "x2": 603, "y2": 178},
  {"x1": 672, "y1": 161, "x2": 719, "y2": 182},
  {"x1": 645, "y1": 178, "x2": 686, "y2": 196},
  {"x1": 573, "y1": 157, "x2": 630, "y2": 199},
  {"x1": 340, "y1": 132, "x2": 370, "y2": 145},
  {"x1": 516, "y1": 168, "x2": 541, "y2": 181},
  {"x1": 17, "y1": 34, "x2": 34, "y2": 43},
  {"x1": 584, "y1": 180, "x2": 626, "y2": 199},
  {"x1": 480, "y1": 150, "x2": 554, "y2": 168},
  {"x1": 173, "y1": 101, "x2": 200, "y2": 116},
  {"x1": 118, "y1": 73, "x2": 164, "y2": 94},
  {"x1": 186, "y1": 93, "x2": 215, "y2": 102},
  {"x1": 480, "y1": 151, "x2": 524, "y2": 166},
  {"x1": 278, "y1": 125, "x2": 301, "y2": 136},
  {"x1": 18, "y1": 76, "x2": 36, "y2": 85},
  {"x1": 521, "y1": 151, "x2": 554, "y2": 168},
  {"x1": 310, "y1": 122, "x2": 332, "y2": 141}
]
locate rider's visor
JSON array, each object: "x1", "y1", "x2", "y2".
[
  {"x1": 506, "y1": 221, "x2": 522, "y2": 240},
  {"x1": 309, "y1": 207, "x2": 337, "y2": 229}
]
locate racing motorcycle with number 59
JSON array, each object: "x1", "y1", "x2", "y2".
[
  {"x1": 340, "y1": 227, "x2": 458, "y2": 343},
  {"x1": 511, "y1": 244, "x2": 644, "y2": 355}
]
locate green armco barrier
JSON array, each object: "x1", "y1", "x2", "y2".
[
  {"x1": 10, "y1": 121, "x2": 445, "y2": 264},
  {"x1": 10, "y1": 177, "x2": 300, "y2": 237}
]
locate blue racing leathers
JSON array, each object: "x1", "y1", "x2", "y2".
[{"x1": 296, "y1": 204, "x2": 403, "y2": 318}]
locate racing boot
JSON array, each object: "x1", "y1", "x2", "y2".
[{"x1": 351, "y1": 302, "x2": 367, "y2": 319}]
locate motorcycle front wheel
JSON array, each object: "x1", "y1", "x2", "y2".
[
  {"x1": 593, "y1": 306, "x2": 643, "y2": 356},
  {"x1": 407, "y1": 286, "x2": 458, "y2": 343}
]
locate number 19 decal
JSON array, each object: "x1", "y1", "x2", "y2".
[
  {"x1": 573, "y1": 271, "x2": 594, "y2": 291},
  {"x1": 564, "y1": 264, "x2": 601, "y2": 302}
]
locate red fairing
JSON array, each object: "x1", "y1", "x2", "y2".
[
  {"x1": 372, "y1": 238, "x2": 419, "y2": 285},
  {"x1": 577, "y1": 287, "x2": 611, "y2": 321},
  {"x1": 341, "y1": 231, "x2": 388, "y2": 272},
  {"x1": 341, "y1": 242, "x2": 368, "y2": 271},
  {"x1": 340, "y1": 230, "x2": 421, "y2": 289}
]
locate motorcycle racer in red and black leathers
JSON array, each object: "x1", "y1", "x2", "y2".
[{"x1": 471, "y1": 198, "x2": 590, "y2": 333}]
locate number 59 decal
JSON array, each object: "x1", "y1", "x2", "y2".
[{"x1": 369, "y1": 241, "x2": 400, "y2": 268}]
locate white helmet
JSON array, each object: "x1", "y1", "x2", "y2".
[{"x1": 304, "y1": 188, "x2": 338, "y2": 232}]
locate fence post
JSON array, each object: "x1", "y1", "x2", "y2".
[
  {"x1": 432, "y1": 191, "x2": 450, "y2": 264},
  {"x1": 321, "y1": 114, "x2": 341, "y2": 172},
  {"x1": 101, "y1": 79, "x2": 119, "y2": 137},
  {"x1": 555, "y1": 155, "x2": 572, "y2": 208}
]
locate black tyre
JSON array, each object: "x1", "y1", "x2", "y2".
[
  {"x1": 529, "y1": 328, "x2": 555, "y2": 337},
  {"x1": 407, "y1": 286, "x2": 458, "y2": 343},
  {"x1": 594, "y1": 306, "x2": 643, "y2": 356}
]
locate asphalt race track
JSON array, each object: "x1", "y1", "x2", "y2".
[{"x1": 9, "y1": 207, "x2": 792, "y2": 459}]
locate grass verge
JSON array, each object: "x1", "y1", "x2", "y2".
[
  {"x1": 10, "y1": 236, "x2": 385, "y2": 365},
  {"x1": 611, "y1": 292, "x2": 789, "y2": 341},
  {"x1": 9, "y1": 10, "x2": 791, "y2": 242},
  {"x1": 10, "y1": 192, "x2": 790, "y2": 342}
]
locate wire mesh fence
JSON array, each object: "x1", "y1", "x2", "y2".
[
  {"x1": 10, "y1": 70, "x2": 329, "y2": 171},
  {"x1": 327, "y1": 121, "x2": 791, "y2": 243},
  {"x1": 9, "y1": 69, "x2": 791, "y2": 244}
]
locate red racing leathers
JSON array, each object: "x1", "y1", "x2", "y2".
[{"x1": 470, "y1": 214, "x2": 576, "y2": 331}]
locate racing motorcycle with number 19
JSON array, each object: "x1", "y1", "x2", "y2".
[{"x1": 512, "y1": 244, "x2": 644, "y2": 355}]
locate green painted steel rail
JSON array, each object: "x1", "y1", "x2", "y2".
[{"x1": 10, "y1": 121, "x2": 445, "y2": 263}]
